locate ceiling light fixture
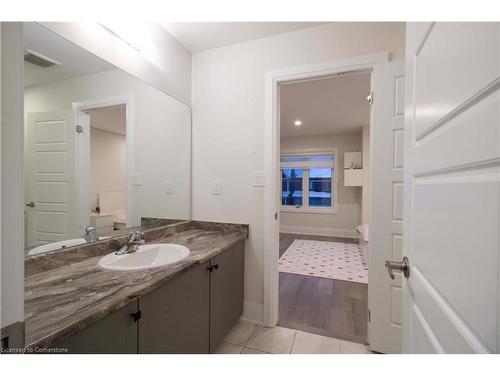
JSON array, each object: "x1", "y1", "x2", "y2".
[{"x1": 294, "y1": 120, "x2": 302, "y2": 126}]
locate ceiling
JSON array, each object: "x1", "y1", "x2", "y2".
[
  {"x1": 280, "y1": 72, "x2": 371, "y2": 138},
  {"x1": 161, "y1": 22, "x2": 328, "y2": 52},
  {"x1": 89, "y1": 107, "x2": 126, "y2": 135},
  {"x1": 24, "y1": 23, "x2": 115, "y2": 88}
]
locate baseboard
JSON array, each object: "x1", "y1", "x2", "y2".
[
  {"x1": 239, "y1": 300, "x2": 265, "y2": 326},
  {"x1": 280, "y1": 225, "x2": 358, "y2": 239}
]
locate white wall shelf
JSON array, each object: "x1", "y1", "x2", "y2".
[
  {"x1": 344, "y1": 152, "x2": 363, "y2": 186},
  {"x1": 344, "y1": 151, "x2": 362, "y2": 169},
  {"x1": 344, "y1": 169, "x2": 363, "y2": 186}
]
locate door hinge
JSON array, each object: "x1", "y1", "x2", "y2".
[
  {"x1": 366, "y1": 92, "x2": 373, "y2": 105},
  {"x1": 368, "y1": 309, "x2": 371, "y2": 322},
  {"x1": 274, "y1": 212, "x2": 278, "y2": 220},
  {"x1": 75, "y1": 125, "x2": 83, "y2": 134},
  {"x1": 131, "y1": 310, "x2": 142, "y2": 322}
]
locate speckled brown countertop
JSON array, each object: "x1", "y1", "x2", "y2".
[{"x1": 24, "y1": 221, "x2": 248, "y2": 349}]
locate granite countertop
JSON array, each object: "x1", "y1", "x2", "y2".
[{"x1": 24, "y1": 221, "x2": 248, "y2": 349}]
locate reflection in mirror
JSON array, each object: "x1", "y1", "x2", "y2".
[{"x1": 23, "y1": 22, "x2": 191, "y2": 256}]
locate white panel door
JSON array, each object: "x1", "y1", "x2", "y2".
[
  {"x1": 26, "y1": 111, "x2": 77, "y2": 247},
  {"x1": 403, "y1": 22, "x2": 500, "y2": 353},
  {"x1": 368, "y1": 60, "x2": 405, "y2": 353}
]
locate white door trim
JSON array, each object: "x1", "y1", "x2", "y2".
[
  {"x1": 263, "y1": 52, "x2": 389, "y2": 326},
  {"x1": 72, "y1": 94, "x2": 135, "y2": 232}
]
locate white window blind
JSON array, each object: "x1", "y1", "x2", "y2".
[{"x1": 280, "y1": 154, "x2": 334, "y2": 169}]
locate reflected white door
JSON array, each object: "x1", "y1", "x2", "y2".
[
  {"x1": 402, "y1": 22, "x2": 500, "y2": 353},
  {"x1": 26, "y1": 111, "x2": 77, "y2": 247},
  {"x1": 368, "y1": 60, "x2": 405, "y2": 353}
]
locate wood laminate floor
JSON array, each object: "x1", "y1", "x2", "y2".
[{"x1": 278, "y1": 233, "x2": 368, "y2": 344}]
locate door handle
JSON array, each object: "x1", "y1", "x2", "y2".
[
  {"x1": 26, "y1": 202, "x2": 35, "y2": 208},
  {"x1": 385, "y1": 256, "x2": 410, "y2": 279}
]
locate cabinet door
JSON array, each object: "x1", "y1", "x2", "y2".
[
  {"x1": 56, "y1": 301, "x2": 138, "y2": 353},
  {"x1": 138, "y1": 261, "x2": 210, "y2": 353},
  {"x1": 209, "y1": 242, "x2": 245, "y2": 352}
]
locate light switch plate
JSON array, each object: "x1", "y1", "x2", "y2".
[
  {"x1": 164, "y1": 180, "x2": 174, "y2": 194},
  {"x1": 253, "y1": 171, "x2": 266, "y2": 187},
  {"x1": 213, "y1": 180, "x2": 222, "y2": 195},
  {"x1": 131, "y1": 172, "x2": 143, "y2": 186}
]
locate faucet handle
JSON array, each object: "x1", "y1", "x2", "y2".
[
  {"x1": 128, "y1": 231, "x2": 144, "y2": 243},
  {"x1": 84, "y1": 225, "x2": 96, "y2": 234},
  {"x1": 126, "y1": 232, "x2": 137, "y2": 242}
]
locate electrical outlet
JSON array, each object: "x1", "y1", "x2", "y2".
[{"x1": 164, "y1": 180, "x2": 174, "y2": 194}]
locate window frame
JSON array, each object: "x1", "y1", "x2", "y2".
[{"x1": 279, "y1": 148, "x2": 339, "y2": 215}]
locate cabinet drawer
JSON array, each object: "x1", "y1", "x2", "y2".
[{"x1": 90, "y1": 214, "x2": 113, "y2": 228}]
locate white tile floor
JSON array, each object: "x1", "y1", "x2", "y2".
[{"x1": 214, "y1": 322, "x2": 372, "y2": 354}]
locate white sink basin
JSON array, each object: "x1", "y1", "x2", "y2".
[{"x1": 98, "y1": 243, "x2": 190, "y2": 271}]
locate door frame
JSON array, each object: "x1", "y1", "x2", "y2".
[
  {"x1": 263, "y1": 52, "x2": 389, "y2": 327},
  {"x1": 72, "y1": 94, "x2": 135, "y2": 232}
]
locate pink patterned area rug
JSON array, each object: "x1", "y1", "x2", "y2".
[{"x1": 279, "y1": 239, "x2": 368, "y2": 284}]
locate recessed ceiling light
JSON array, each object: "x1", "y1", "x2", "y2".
[{"x1": 294, "y1": 120, "x2": 302, "y2": 126}]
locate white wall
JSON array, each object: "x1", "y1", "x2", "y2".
[
  {"x1": 25, "y1": 68, "x2": 191, "y2": 224},
  {"x1": 1, "y1": 23, "x2": 24, "y2": 335},
  {"x1": 191, "y1": 22, "x2": 405, "y2": 323},
  {"x1": 362, "y1": 125, "x2": 371, "y2": 225},
  {"x1": 89, "y1": 127, "x2": 127, "y2": 210},
  {"x1": 41, "y1": 22, "x2": 192, "y2": 105},
  {"x1": 280, "y1": 132, "x2": 362, "y2": 238}
]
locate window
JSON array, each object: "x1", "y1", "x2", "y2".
[
  {"x1": 281, "y1": 168, "x2": 303, "y2": 206},
  {"x1": 280, "y1": 151, "x2": 337, "y2": 214},
  {"x1": 309, "y1": 168, "x2": 332, "y2": 207}
]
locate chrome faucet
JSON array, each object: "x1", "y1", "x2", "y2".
[
  {"x1": 115, "y1": 231, "x2": 145, "y2": 255},
  {"x1": 82, "y1": 226, "x2": 98, "y2": 243}
]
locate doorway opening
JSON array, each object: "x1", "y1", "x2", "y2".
[
  {"x1": 73, "y1": 95, "x2": 134, "y2": 236},
  {"x1": 276, "y1": 71, "x2": 372, "y2": 344},
  {"x1": 87, "y1": 105, "x2": 128, "y2": 234}
]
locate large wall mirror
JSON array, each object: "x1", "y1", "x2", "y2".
[{"x1": 23, "y1": 22, "x2": 191, "y2": 256}]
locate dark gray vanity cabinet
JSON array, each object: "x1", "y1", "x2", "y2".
[
  {"x1": 208, "y1": 241, "x2": 245, "y2": 352},
  {"x1": 138, "y1": 261, "x2": 210, "y2": 353},
  {"x1": 53, "y1": 242, "x2": 244, "y2": 354},
  {"x1": 57, "y1": 301, "x2": 138, "y2": 354},
  {"x1": 138, "y1": 242, "x2": 244, "y2": 354}
]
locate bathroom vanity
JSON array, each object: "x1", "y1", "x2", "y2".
[{"x1": 24, "y1": 220, "x2": 248, "y2": 354}]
